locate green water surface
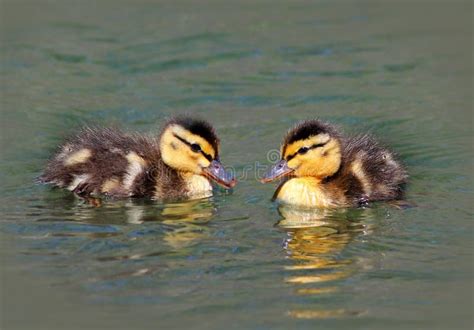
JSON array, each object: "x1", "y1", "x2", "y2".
[{"x1": 0, "y1": 1, "x2": 472, "y2": 329}]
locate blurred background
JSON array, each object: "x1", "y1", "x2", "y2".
[{"x1": 0, "y1": 1, "x2": 472, "y2": 329}]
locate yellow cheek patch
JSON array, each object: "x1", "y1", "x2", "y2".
[
  {"x1": 170, "y1": 125, "x2": 216, "y2": 159},
  {"x1": 64, "y1": 148, "x2": 92, "y2": 166},
  {"x1": 189, "y1": 151, "x2": 210, "y2": 169},
  {"x1": 283, "y1": 134, "x2": 330, "y2": 159},
  {"x1": 287, "y1": 157, "x2": 301, "y2": 169},
  {"x1": 293, "y1": 139, "x2": 341, "y2": 178},
  {"x1": 198, "y1": 158, "x2": 211, "y2": 168}
]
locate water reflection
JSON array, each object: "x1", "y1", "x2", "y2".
[
  {"x1": 158, "y1": 199, "x2": 215, "y2": 249},
  {"x1": 35, "y1": 193, "x2": 216, "y2": 251},
  {"x1": 276, "y1": 205, "x2": 375, "y2": 319},
  {"x1": 27, "y1": 196, "x2": 217, "y2": 286}
]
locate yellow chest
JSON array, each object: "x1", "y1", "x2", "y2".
[
  {"x1": 182, "y1": 174, "x2": 213, "y2": 199},
  {"x1": 275, "y1": 178, "x2": 343, "y2": 208}
]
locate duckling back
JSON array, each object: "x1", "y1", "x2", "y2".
[
  {"x1": 335, "y1": 134, "x2": 408, "y2": 204},
  {"x1": 39, "y1": 127, "x2": 185, "y2": 198}
]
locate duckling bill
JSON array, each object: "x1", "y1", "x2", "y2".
[
  {"x1": 39, "y1": 117, "x2": 236, "y2": 200},
  {"x1": 261, "y1": 120, "x2": 407, "y2": 208}
]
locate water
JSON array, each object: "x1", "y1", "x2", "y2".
[{"x1": 0, "y1": 1, "x2": 472, "y2": 329}]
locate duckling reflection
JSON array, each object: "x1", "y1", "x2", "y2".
[
  {"x1": 278, "y1": 206, "x2": 355, "y2": 283},
  {"x1": 118, "y1": 198, "x2": 216, "y2": 250},
  {"x1": 39, "y1": 193, "x2": 216, "y2": 250},
  {"x1": 95, "y1": 198, "x2": 216, "y2": 281},
  {"x1": 277, "y1": 205, "x2": 375, "y2": 318},
  {"x1": 157, "y1": 198, "x2": 215, "y2": 250}
]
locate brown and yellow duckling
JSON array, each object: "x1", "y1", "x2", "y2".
[
  {"x1": 261, "y1": 120, "x2": 407, "y2": 208},
  {"x1": 39, "y1": 117, "x2": 236, "y2": 200}
]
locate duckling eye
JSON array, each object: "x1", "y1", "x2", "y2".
[
  {"x1": 190, "y1": 143, "x2": 201, "y2": 153},
  {"x1": 298, "y1": 147, "x2": 309, "y2": 155}
]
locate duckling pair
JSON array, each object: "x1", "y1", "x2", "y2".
[{"x1": 40, "y1": 117, "x2": 407, "y2": 208}]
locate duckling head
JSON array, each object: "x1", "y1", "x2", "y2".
[
  {"x1": 261, "y1": 120, "x2": 342, "y2": 182},
  {"x1": 159, "y1": 117, "x2": 236, "y2": 188}
]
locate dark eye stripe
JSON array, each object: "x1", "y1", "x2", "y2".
[
  {"x1": 285, "y1": 141, "x2": 328, "y2": 161},
  {"x1": 201, "y1": 152, "x2": 213, "y2": 162},
  {"x1": 173, "y1": 133, "x2": 214, "y2": 161},
  {"x1": 298, "y1": 147, "x2": 309, "y2": 155}
]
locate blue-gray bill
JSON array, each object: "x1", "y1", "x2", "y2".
[
  {"x1": 260, "y1": 160, "x2": 294, "y2": 183},
  {"x1": 203, "y1": 160, "x2": 236, "y2": 188}
]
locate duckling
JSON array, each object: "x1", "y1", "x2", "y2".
[
  {"x1": 261, "y1": 120, "x2": 407, "y2": 208},
  {"x1": 39, "y1": 117, "x2": 236, "y2": 200}
]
